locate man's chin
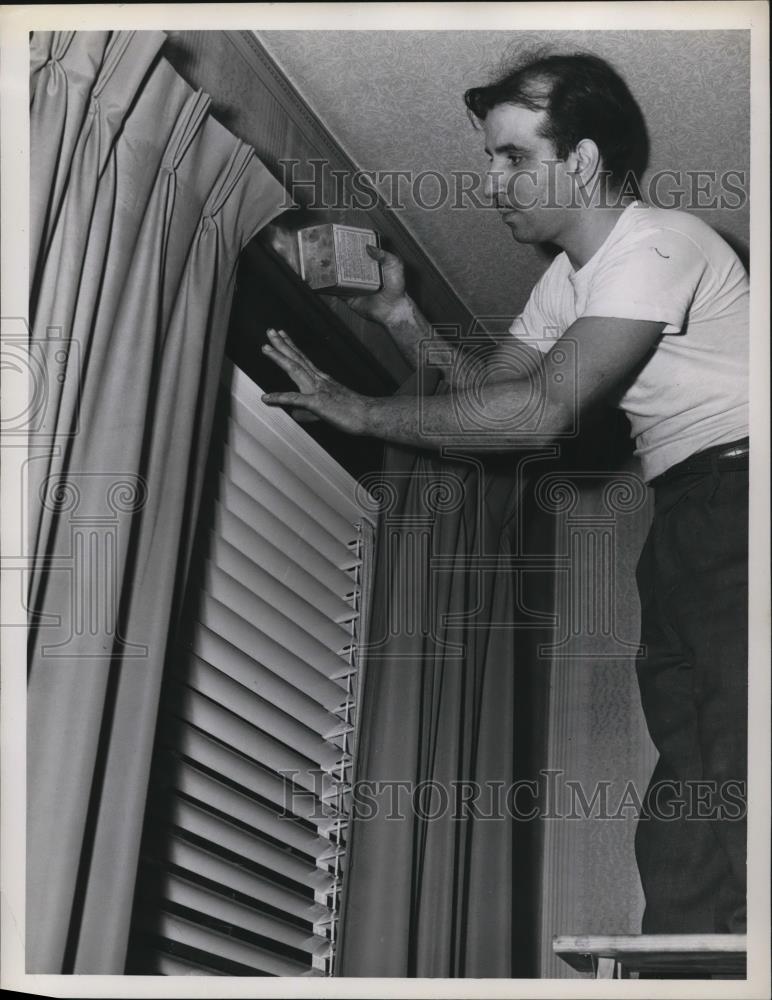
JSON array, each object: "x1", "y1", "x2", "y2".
[
  {"x1": 507, "y1": 222, "x2": 538, "y2": 245},
  {"x1": 498, "y1": 208, "x2": 545, "y2": 244}
]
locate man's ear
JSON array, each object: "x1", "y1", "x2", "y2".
[{"x1": 571, "y1": 138, "x2": 602, "y2": 185}]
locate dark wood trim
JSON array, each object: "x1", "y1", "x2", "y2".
[
  {"x1": 162, "y1": 30, "x2": 476, "y2": 359},
  {"x1": 225, "y1": 32, "x2": 475, "y2": 328}
]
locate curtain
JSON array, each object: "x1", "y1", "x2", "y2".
[
  {"x1": 338, "y1": 371, "x2": 532, "y2": 977},
  {"x1": 26, "y1": 30, "x2": 287, "y2": 974}
]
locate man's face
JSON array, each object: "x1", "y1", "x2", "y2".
[{"x1": 482, "y1": 102, "x2": 576, "y2": 245}]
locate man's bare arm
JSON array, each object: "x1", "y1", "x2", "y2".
[
  {"x1": 347, "y1": 246, "x2": 540, "y2": 387},
  {"x1": 260, "y1": 316, "x2": 666, "y2": 449},
  {"x1": 346, "y1": 246, "x2": 468, "y2": 379}
]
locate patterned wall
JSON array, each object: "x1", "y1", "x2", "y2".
[{"x1": 257, "y1": 30, "x2": 750, "y2": 321}]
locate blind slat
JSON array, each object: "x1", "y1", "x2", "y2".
[
  {"x1": 227, "y1": 413, "x2": 357, "y2": 542},
  {"x1": 173, "y1": 762, "x2": 332, "y2": 859},
  {"x1": 149, "y1": 953, "x2": 225, "y2": 976},
  {"x1": 197, "y1": 595, "x2": 348, "y2": 701},
  {"x1": 162, "y1": 716, "x2": 336, "y2": 820},
  {"x1": 182, "y1": 657, "x2": 343, "y2": 771},
  {"x1": 223, "y1": 451, "x2": 356, "y2": 570},
  {"x1": 170, "y1": 797, "x2": 334, "y2": 893},
  {"x1": 203, "y1": 566, "x2": 353, "y2": 675},
  {"x1": 191, "y1": 626, "x2": 342, "y2": 741},
  {"x1": 218, "y1": 476, "x2": 358, "y2": 598},
  {"x1": 213, "y1": 501, "x2": 357, "y2": 623},
  {"x1": 174, "y1": 684, "x2": 342, "y2": 780},
  {"x1": 155, "y1": 912, "x2": 319, "y2": 976},
  {"x1": 167, "y1": 838, "x2": 329, "y2": 924},
  {"x1": 207, "y1": 535, "x2": 353, "y2": 653},
  {"x1": 229, "y1": 387, "x2": 365, "y2": 524},
  {"x1": 162, "y1": 874, "x2": 328, "y2": 956}
]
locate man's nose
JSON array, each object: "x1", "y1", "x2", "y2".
[{"x1": 484, "y1": 168, "x2": 504, "y2": 204}]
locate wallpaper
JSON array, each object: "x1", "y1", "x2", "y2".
[{"x1": 256, "y1": 29, "x2": 750, "y2": 321}]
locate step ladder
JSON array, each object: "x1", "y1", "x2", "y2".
[{"x1": 553, "y1": 934, "x2": 747, "y2": 979}]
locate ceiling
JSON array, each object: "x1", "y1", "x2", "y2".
[{"x1": 256, "y1": 30, "x2": 750, "y2": 322}]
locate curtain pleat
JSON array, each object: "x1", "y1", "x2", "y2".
[
  {"x1": 26, "y1": 30, "x2": 287, "y2": 973},
  {"x1": 338, "y1": 373, "x2": 526, "y2": 977}
]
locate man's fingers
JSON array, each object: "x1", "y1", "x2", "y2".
[
  {"x1": 366, "y1": 244, "x2": 400, "y2": 263},
  {"x1": 366, "y1": 244, "x2": 401, "y2": 270},
  {"x1": 266, "y1": 328, "x2": 321, "y2": 375},
  {"x1": 290, "y1": 408, "x2": 321, "y2": 423},
  {"x1": 267, "y1": 328, "x2": 306, "y2": 359},
  {"x1": 261, "y1": 343, "x2": 308, "y2": 383},
  {"x1": 261, "y1": 391, "x2": 309, "y2": 408}
]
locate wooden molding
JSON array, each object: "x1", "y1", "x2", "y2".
[
  {"x1": 227, "y1": 32, "x2": 475, "y2": 326},
  {"x1": 162, "y1": 30, "x2": 476, "y2": 356}
]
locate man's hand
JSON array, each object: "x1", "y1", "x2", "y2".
[
  {"x1": 261, "y1": 328, "x2": 368, "y2": 435},
  {"x1": 343, "y1": 245, "x2": 436, "y2": 371},
  {"x1": 346, "y1": 245, "x2": 409, "y2": 326}
]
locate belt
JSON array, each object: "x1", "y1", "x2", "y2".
[{"x1": 650, "y1": 436, "x2": 749, "y2": 486}]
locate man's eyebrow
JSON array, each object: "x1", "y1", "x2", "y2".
[{"x1": 483, "y1": 142, "x2": 528, "y2": 156}]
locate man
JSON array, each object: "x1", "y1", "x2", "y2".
[{"x1": 262, "y1": 52, "x2": 749, "y2": 935}]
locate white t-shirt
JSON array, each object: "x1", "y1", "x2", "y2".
[{"x1": 509, "y1": 201, "x2": 749, "y2": 481}]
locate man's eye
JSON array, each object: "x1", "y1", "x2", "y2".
[{"x1": 508, "y1": 155, "x2": 524, "y2": 166}]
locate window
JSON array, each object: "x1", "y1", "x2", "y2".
[{"x1": 128, "y1": 360, "x2": 375, "y2": 976}]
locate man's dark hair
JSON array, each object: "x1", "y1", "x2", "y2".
[{"x1": 464, "y1": 51, "x2": 649, "y2": 193}]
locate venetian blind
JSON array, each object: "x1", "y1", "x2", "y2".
[{"x1": 133, "y1": 361, "x2": 374, "y2": 976}]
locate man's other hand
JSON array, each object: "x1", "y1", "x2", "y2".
[
  {"x1": 261, "y1": 328, "x2": 368, "y2": 435},
  {"x1": 345, "y1": 245, "x2": 409, "y2": 326}
]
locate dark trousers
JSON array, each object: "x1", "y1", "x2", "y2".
[{"x1": 634, "y1": 439, "x2": 748, "y2": 934}]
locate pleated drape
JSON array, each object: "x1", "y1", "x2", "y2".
[
  {"x1": 338, "y1": 373, "x2": 528, "y2": 977},
  {"x1": 26, "y1": 30, "x2": 287, "y2": 973}
]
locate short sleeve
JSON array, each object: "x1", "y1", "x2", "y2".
[
  {"x1": 509, "y1": 257, "x2": 567, "y2": 354},
  {"x1": 581, "y1": 227, "x2": 708, "y2": 334}
]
